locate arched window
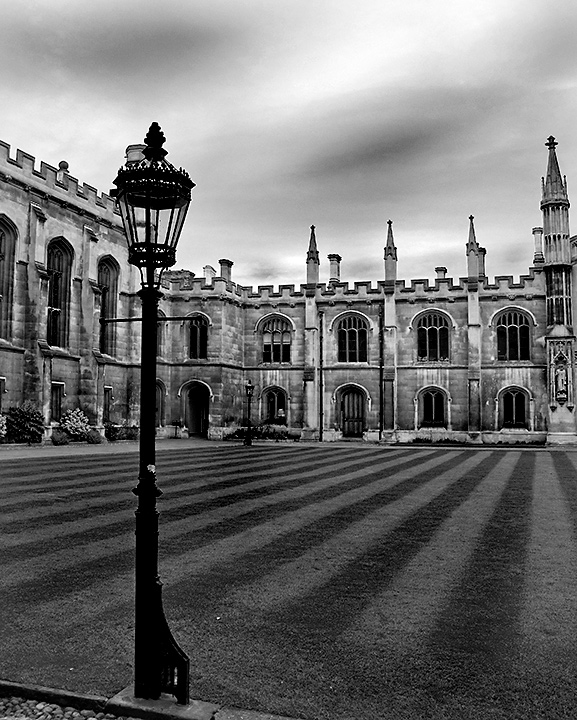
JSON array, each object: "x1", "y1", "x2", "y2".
[
  {"x1": 47, "y1": 238, "x2": 73, "y2": 347},
  {"x1": 0, "y1": 221, "x2": 16, "y2": 339},
  {"x1": 155, "y1": 381, "x2": 165, "y2": 428},
  {"x1": 97, "y1": 256, "x2": 119, "y2": 355},
  {"x1": 262, "y1": 317, "x2": 291, "y2": 363},
  {"x1": 263, "y1": 387, "x2": 287, "y2": 424},
  {"x1": 500, "y1": 388, "x2": 528, "y2": 429},
  {"x1": 417, "y1": 312, "x2": 449, "y2": 361},
  {"x1": 337, "y1": 315, "x2": 368, "y2": 362},
  {"x1": 496, "y1": 311, "x2": 530, "y2": 361},
  {"x1": 420, "y1": 388, "x2": 446, "y2": 427},
  {"x1": 189, "y1": 315, "x2": 208, "y2": 359},
  {"x1": 157, "y1": 309, "x2": 166, "y2": 358}
]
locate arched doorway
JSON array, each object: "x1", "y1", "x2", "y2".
[
  {"x1": 340, "y1": 387, "x2": 365, "y2": 437},
  {"x1": 185, "y1": 382, "x2": 210, "y2": 437}
]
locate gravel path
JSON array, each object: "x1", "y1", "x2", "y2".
[{"x1": 0, "y1": 697, "x2": 129, "y2": 720}]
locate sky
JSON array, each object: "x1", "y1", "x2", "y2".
[{"x1": 2, "y1": 0, "x2": 577, "y2": 289}]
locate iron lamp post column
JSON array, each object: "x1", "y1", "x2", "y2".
[
  {"x1": 111, "y1": 123, "x2": 195, "y2": 705},
  {"x1": 244, "y1": 379, "x2": 254, "y2": 446}
]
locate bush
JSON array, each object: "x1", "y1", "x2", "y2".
[
  {"x1": 104, "y1": 422, "x2": 139, "y2": 441},
  {"x1": 224, "y1": 424, "x2": 290, "y2": 441},
  {"x1": 51, "y1": 427, "x2": 70, "y2": 445},
  {"x1": 6, "y1": 402, "x2": 44, "y2": 444},
  {"x1": 86, "y1": 429, "x2": 104, "y2": 444},
  {"x1": 0, "y1": 414, "x2": 6, "y2": 440},
  {"x1": 60, "y1": 408, "x2": 91, "y2": 441}
]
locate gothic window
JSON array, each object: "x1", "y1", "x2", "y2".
[
  {"x1": 98, "y1": 257, "x2": 119, "y2": 355},
  {"x1": 50, "y1": 382, "x2": 64, "y2": 423},
  {"x1": 420, "y1": 388, "x2": 446, "y2": 427},
  {"x1": 262, "y1": 317, "x2": 291, "y2": 363},
  {"x1": 337, "y1": 315, "x2": 368, "y2": 362},
  {"x1": 155, "y1": 381, "x2": 165, "y2": 428},
  {"x1": 157, "y1": 310, "x2": 166, "y2": 358},
  {"x1": 263, "y1": 387, "x2": 287, "y2": 424},
  {"x1": 417, "y1": 312, "x2": 449, "y2": 361},
  {"x1": 47, "y1": 238, "x2": 73, "y2": 348},
  {"x1": 496, "y1": 311, "x2": 530, "y2": 361},
  {"x1": 189, "y1": 315, "x2": 208, "y2": 359},
  {"x1": 103, "y1": 386, "x2": 113, "y2": 424},
  {"x1": 0, "y1": 222, "x2": 16, "y2": 339},
  {"x1": 501, "y1": 388, "x2": 528, "y2": 429}
]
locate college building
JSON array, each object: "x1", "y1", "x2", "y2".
[{"x1": 0, "y1": 135, "x2": 575, "y2": 444}]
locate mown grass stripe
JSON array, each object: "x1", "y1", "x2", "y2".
[
  {"x1": 0, "y1": 448, "x2": 439, "y2": 580},
  {"x1": 260, "y1": 450, "x2": 503, "y2": 635},
  {"x1": 419, "y1": 450, "x2": 535, "y2": 705},
  {"x1": 0, "y1": 445, "x2": 403, "y2": 530},
  {"x1": 341, "y1": 451, "x2": 517, "y2": 654}
]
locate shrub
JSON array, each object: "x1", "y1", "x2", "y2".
[
  {"x1": 6, "y1": 402, "x2": 45, "y2": 444},
  {"x1": 60, "y1": 408, "x2": 91, "y2": 441},
  {"x1": 0, "y1": 414, "x2": 6, "y2": 440},
  {"x1": 51, "y1": 427, "x2": 70, "y2": 445},
  {"x1": 87, "y1": 429, "x2": 104, "y2": 444},
  {"x1": 104, "y1": 422, "x2": 139, "y2": 441}
]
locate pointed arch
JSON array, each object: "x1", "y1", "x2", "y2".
[
  {"x1": 47, "y1": 237, "x2": 74, "y2": 347},
  {"x1": 97, "y1": 255, "x2": 120, "y2": 355},
  {"x1": 0, "y1": 215, "x2": 18, "y2": 339}
]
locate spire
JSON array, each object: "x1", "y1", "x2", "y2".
[
  {"x1": 466, "y1": 215, "x2": 479, "y2": 254},
  {"x1": 541, "y1": 136, "x2": 569, "y2": 207},
  {"x1": 384, "y1": 220, "x2": 397, "y2": 283},
  {"x1": 306, "y1": 224, "x2": 320, "y2": 285},
  {"x1": 384, "y1": 219, "x2": 397, "y2": 260},
  {"x1": 306, "y1": 224, "x2": 319, "y2": 263}
]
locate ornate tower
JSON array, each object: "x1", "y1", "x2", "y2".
[{"x1": 541, "y1": 136, "x2": 576, "y2": 436}]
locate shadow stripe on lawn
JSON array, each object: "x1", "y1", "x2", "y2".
[
  {"x1": 2, "y1": 447, "x2": 410, "y2": 561},
  {"x1": 551, "y1": 451, "x2": 577, "y2": 541},
  {"x1": 1, "y1": 449, "x2": 449, "y2": 603},
  {"x1": 0, "y1": 445, "x2": 371, "y2": 526},
  {"x1": 163, "y1": 450, "x2": 475, "y2": 613},
  {"x1": 262, "y1": 450, "x2": 504, "y2": 637},
  {"x1": 418, "y1": 450, "x2": 535, "y2": 703}
]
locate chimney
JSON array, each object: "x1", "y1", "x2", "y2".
[
  {"x1": 219, "y1": 258, "x2": 233, "y2": 282},
  {"x1": 532, "y1": 226, "x2": 545, "y2": 264},
  {"x1": 328, "y1": 254, "x2": 342, "y2": 283},
  {"x1": 125, "y1": 144, "x2": 146, "y2": 165},
  {"x1": 435, "y1": 266, "x2": 447, "y2": 279},
  {"x1": 203, "y1": 265, "x2": 216, "y2": 285}
]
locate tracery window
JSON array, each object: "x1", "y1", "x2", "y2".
[
  {"x1": 420, "y1": 388, "x2": 446, "y2": 427},
  {"x1": 501, "y1": 388, "x2": 528, "y2": 429},
  {"x1": 0, "y1": 223, "x2": 16, "y2": 339},
  {"x1": 189, "y1": 315, "x2": 208, "y2": 359},
  {"x1": 496, "y1": 311, "x2": 530, "y2": 361},
  {"x1": 262, "y1": 317, "x2": 291, "y2": 363},
  {"x1": 98, "y1": 257, "x2": 119, "y2": 355},
  {"x1": 263, "y1": 386, "x2": 287, "y2": 424},
  {"x1": 417, "y1": 312, "x2": 449, "y2": 361},
  {"x1": 47, "y1": 238, "x2": 73, "y2": 348},
  {"x1": 337, "y1": 315, "x2": 368, "y2": 362}
]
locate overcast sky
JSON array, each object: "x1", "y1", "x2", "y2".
[{"x1": 3, "y1": 0, "x2": 577, "y2": 288}]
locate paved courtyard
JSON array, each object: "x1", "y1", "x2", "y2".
[{"x1": 1, "y1": 441, "x2": 577, "y2": 719}]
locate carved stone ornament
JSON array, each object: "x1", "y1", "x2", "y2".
[{"x1": 548, "y1": 339, "x2": 574, "y2": 408}]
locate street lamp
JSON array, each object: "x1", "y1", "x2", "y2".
[
  {"x1": 111, "y1": 123, "x2": 195, "y2": 705},
  {"x1": 244, "y1": 379, "x2": 254, "y2": 446}
]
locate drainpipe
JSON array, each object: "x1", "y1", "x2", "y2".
[
  {"x1": 319, "y1": 311, "x2": 324, "y2": 442},
  {"x1": 379, "y1": 304, "x2": 384, "y2": 441}
]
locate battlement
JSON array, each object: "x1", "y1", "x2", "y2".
[{"x1": 0, "y1": 140, "x2": 120, "y2": 221}]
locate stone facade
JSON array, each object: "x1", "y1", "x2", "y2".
[{"x1": 0, "y1": 136, "x2": 575, "y2": 444}]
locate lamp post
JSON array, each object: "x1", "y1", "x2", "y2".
[
  {"x1": 111, "y1": 123, "x2": 195, "y2": 705},
  {"x1": 244, "y1": 379, "x2": 254, "y2": 446}
]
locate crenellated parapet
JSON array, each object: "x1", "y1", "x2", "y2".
[{"x1": 0, "y1": 140, "x2": 121, "y2": 226}]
